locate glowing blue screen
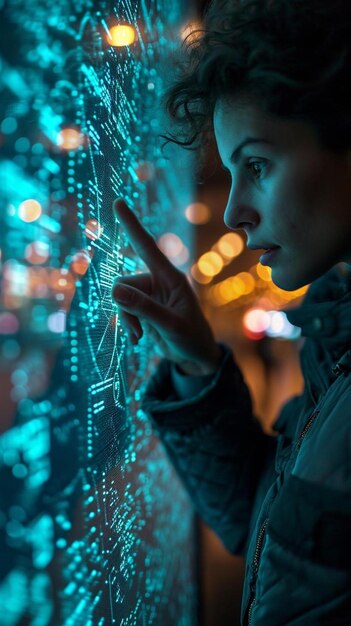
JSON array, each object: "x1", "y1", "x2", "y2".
[{"x1": 0, "y1": 0, "x2": 199, "y2": 623}]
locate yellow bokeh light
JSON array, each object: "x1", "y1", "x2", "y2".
[
  {"x1": 256, "y1": 263, "x2": 272, "y2": 281},
  {"x1": 191, "y1": 264, "x2": 212, "y2": 284},
  {"x1": 236, "y1": 272, "x2": 256, "y2": 294},
  {"x1": 208, "y1": 272, "x2": 257, "y2": 307},
  {"x1": 18, "y1": 199, "x2": 42, "y2": 223},
  {"x1": 219, "y1": 281, "x2": 238, "y2": 302},
  {"x1": 216, "y1": 233, "x2": 244, "y2": 259},
  {"x1": 208, "y1": 284, "x2": 227, "y2": 306},
  {"x1": 228, "y1": 276, "x2": 245, "y2": 297},
  {"x1": 57, "y1": 128, "x2": 83, "y2": 150},
  {"x1": 184, "y1": 202, "x2": 211, "y2": 225},
  {"x1": 107, "y1": 24, "x2": 136, "y2": 47},
  {"x1": 198, "y1": 251, "x2": 223, "y2": 277}
]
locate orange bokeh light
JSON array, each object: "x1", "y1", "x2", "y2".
[
  {"x1": 184, "y1": 202, "x2": 211, "y2": 225},
  {"x1": 71, "y1": 250, "x2": 91, "y2": 276},
  {"x1": 57, "y1": 128, "x2": 83, "y2": 150},
  {"x1": 18, "y1": 199, "x2": 42, "y2": 223},
  {"x1": 50, "y1": 269, "x2": 75, "y2": 294},
  {"x1": 85, "y1": 219, "x2": 103, "y2": 241}
]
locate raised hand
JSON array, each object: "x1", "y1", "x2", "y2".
[{"x1": 112, "y1": 198, "x2": 222, "y2": 376}]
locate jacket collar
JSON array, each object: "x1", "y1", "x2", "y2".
[{"x1": 282, "y1": 263, "x2": 351, "y2": 402}]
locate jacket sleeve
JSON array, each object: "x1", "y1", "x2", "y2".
[{"x1": 141, "y1": 344, "x2": 278, "y2": 557}]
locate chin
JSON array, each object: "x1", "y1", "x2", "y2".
[
  {"x1": 270, "y1": 268, "x2": 315, "y2": 292},
  {"x1": 271, "y1": 257, "x2": 339, "y2": 291}
]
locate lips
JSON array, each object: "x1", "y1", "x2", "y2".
[
  {"x1": 259, "y1": 247, "x2": 281, "y2": 266},
  {"x1": 248, "y1": 244, "x2": 280, "y2": 251}
]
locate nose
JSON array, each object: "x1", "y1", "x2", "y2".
[{"x1": 223, "y1": 184, "x2": 260, "y2": 231}]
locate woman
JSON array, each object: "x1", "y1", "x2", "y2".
[{"x1": 112, "y1": 0, "x2": 351, "y2": 623}]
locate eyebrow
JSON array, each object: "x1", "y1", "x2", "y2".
[{"x1": 221, "y1": 137, "x2": 274, "y2": 170}]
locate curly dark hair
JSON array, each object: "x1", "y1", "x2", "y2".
[{"x1": 161, "y1": 0, "x2": 351, "y2": 165}]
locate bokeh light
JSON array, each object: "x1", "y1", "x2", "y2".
[
  {"x1": 48, "y1": 270, "x2": 75, "y2": 305},
  {"x1": 190, "y1": 264, "x2": 212, "y2": 284},
  {"x1": 208, "y1": 272, "x2": 255, "y2": 306},
  {"x1": 243, "y1": 308, "x2": 271, "y2": 340},
  {"x1": 256, "y1": 263, "x2": 272, "y2": 281},
  {"x1": 18, "y1": 199, "x2": 42, "y2": 223},
  {"x1": 215, "y1": 233, "x2": 244, "y2": 260},
  {"x1": 107, "y1": 24, "x2": 136, "y2": 47},
  {"x1": 70, "y1": 250, "x2": 91, "y2": 276},
  {"x1": 47, "y1": 311, "x2": 66, "y2": 333},
  {"x1": 157, "y1": 233, "x2": 183, "y2": 258},
  {"x1": 136, "y1": 162, "x2": 155, "y2": 181},
  {"x1": 173, "y1": 246, "x2": 190, "y2": 267},
  {"x1": 25, "y1": 241, "x2": 50, "y2": 264},
  {"x1": 0, "y1": 312, "x2": 19, "y2": 334},
  {"x1": 197, "y1": 251, "x2": 223, "y2": 277},
  {"x1": 57, "y1": 128, "x2": 83, "y2": 150},
  {"x1": 85, "y1": 219, "x2": 104, "y2": 241},
  {"x1": 184, "y1": 202, "x2": 211, "y2": 225}
]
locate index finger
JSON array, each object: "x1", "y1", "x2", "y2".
[{"x1": 113, "y1": 198, "x2": 175, "y2": 273}]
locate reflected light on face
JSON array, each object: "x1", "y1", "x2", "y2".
[{"x1": 213, "y1": 95, "x2": 351, "y2": 291}]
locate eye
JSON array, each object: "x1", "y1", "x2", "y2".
[{"x1": 245, "y1": 159, "x2": 268, "y2": 179}]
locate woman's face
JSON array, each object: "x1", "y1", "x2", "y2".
[{"x1": 213, "y1": 96, "x2": 351, "y2": 291}]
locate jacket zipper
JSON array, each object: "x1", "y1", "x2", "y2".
[
  {"x1": 295, "y1": 409, "x2": 320, "y2": 452},
  {"x1": 246, "y1": 410, "x2": 320, "y2": 624},
  {"x1": 247, "y1": 517, "x2": 269, "y2": 625}
]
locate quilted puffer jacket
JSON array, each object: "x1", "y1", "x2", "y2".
[{"x1": 141, "y1": 263, "x2": 351, "y2": 625}]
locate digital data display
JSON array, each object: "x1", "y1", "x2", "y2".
[{"x1": 0, "y1": 0, "x2": 199, "y2": 623}]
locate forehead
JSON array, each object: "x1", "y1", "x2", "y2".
[
  {"x1": 213, "y1": 95, "x2": 274, "y2": 134},
  {"x1": 213, "y1": 95, "x2": 318, "y2": 158}
]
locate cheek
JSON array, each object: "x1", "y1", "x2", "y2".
[{"x1": 273, "y1": 161, "x2": 324, "y2": 233}]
